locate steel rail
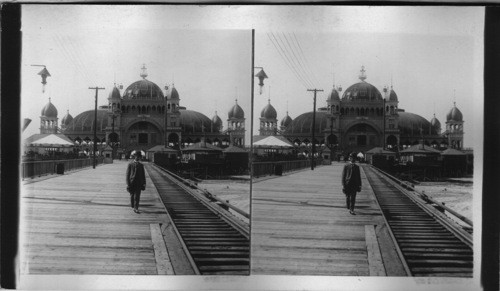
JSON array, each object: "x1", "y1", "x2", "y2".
[
  {"x1": 363, "y1": 165, "x2": 473, "y2": 277},
  {"x1": 370, "y1": 165, "x2": 472, "y2": 247},
  {"x1": 146, "y1": 164, "x2": 250, "y2": 275},
  {"x1": 152, "y1": 164, "x2": 249, "y2": 237}
]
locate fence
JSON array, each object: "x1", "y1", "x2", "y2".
[
  {"x1": 22, "y1": 157, "x2": 104, "y2": 180},
  {"x1": 252, "y1": 159, "x2": 322, "y2": 177}
]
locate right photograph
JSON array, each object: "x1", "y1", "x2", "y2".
[{"x1": 250, "y1": 11, "x2": 481, "y2": 277}]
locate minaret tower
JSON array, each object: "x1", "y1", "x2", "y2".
[
  {"x1": 165, "y1": 82, "x2": 182, "y2": 148},
  {"x1": 106, "y1": 83, "x2": 122, "y2": 146},
  {"x1": 446, "y1": 101, "x2": 464, "y2": 149},
  {"x1": 227, "y1": 99, "x2": 246, "y2": 147},
  {"x1": 326, "y1": 72, "x2": 341, "y2": 149},
  {"x1": 40, "y1": 97, "x2": 59, "y2": 134},
  {"x1": 383, "y1": 78, "x2": 400, "y2": 148},
  {"x1": 259, "y1": 88, "x2": 278, "y2": 136}
]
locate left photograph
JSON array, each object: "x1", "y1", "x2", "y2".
[{"x1": 20, "y1": 5, "x2": 251, "y2": 275}]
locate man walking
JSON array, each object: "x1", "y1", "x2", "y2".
[
  {"x1": 342, "y1": 152, "x2": 362, "y2": 215},
  {"x1": 126, "y1": 150, "x2": 146, "y2": 213}
]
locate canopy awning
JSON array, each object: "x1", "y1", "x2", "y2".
[
  {"x1": 29, "y1": 134, "x2": 74, "y2": 147},
  {"x1": 441, "y1": 148, "x2": 466, "y2": 156},
  {"x1": 253, "y1": 135, "x2": 293, "y2": 148},
  {"x1": 147, "y1": 145, "x2": 178, "y2": 153},
  {"x1": 365, "y1": 147, "x2": 397, "y2": 155}
]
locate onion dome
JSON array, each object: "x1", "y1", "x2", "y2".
[
  {"x1": 342, "y1": 82, "x2": 383, "y2": 101},
  {"x1": 327, "y1": 86, "x2": 340, "y2": 102},
  {"x1": 285, "y1": 111, "x2": 329, "y2": 134},
  {"x1": 166, "y1": 85, "x2": 180, "y2": 100},
  {"x1": 63, "y1": 109, "x2": 109, "y2": 133},
  {"x1": 228, "y1": 100, "x2": 245, "y2": 119},
  {"x1": 388, "y1": 87, "x2": 398, "y2": 102},
  {"x1": 342, "y1": 66, "x2": 383, "y2": 101},
  {"x1": 280, "y1": 112, "x2": 293, "y2": 128},
  {"x1": 61, "y1": 110, "x2": 73, "y2": 126},
  {"x1": 41, "y1": 98, "x2": 58, "y2": 118},
  {"x1": 108, "y1": 85, "x2": 122, "y2": 100},
  {"x1": 430, "y1": 114, "x2": 441, "y2": 129},
  {"x1": 123, "y1": 79, "x2": 165, "y2": 100},
  {"x1": 179, "y1": 108, "x2": 213, "y2": 133},
  {"x1": 260, "y1": 100, "x2": 277, "y2": 119},
  {"x1": 446, "y1": 102, "x2": 463, "y2": 122},
  {"x1": 212, "y1": 111, "x2": 223, "y2": 130},
  {"x1": 398, "y1": 112, "x2": 434, "y2": 135}
]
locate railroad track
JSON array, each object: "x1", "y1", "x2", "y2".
[
  {"x1": 146, "y1": 164, "x2": 250, "y2": 275},
  {"x1": 363, "y1": 165, "x2": 473, "y2": 277}
]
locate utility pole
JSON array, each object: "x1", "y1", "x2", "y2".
[
  {"x1": 308, "y1": 88, "x2": 323, "y2": 170},
  {"x1": 89, "y1": 86, "x2": 105, "y2": 169}
]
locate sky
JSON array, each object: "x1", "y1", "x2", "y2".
[
  {"x1": 21, "y1": 6, "x2": 252, "y2": 142},
  {"x1": 21, "y1": 6, "x2": 483, "y2": 149}
]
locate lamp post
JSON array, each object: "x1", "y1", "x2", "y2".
[
  {"x1": 110, "y1": 110, "x2": 119, "y2": 160},
  {"x1": 250, "y1": 30, "x2": 269, "y2": 261},
  {"x1": 89, "y1": 86, "x2": 105, "y2": 169},
  {"x1": 307, "y1": 88, "x2": 324, "y2": 170}
]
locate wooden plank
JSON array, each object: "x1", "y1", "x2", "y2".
[
  {"x1": 20, "y1": 160, "x2": 192, "y2": 275},
  {"x1": 365, "y1": 225, "x2": 386, "y2": 276},
  {"x1": 150, "y1": 223, "x2": 174, "y2": 275},
  {"x1": 251, "y1": 163, "x2": 401, "y2": 275}
]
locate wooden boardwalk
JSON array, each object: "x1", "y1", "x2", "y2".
[
  {"x1": 21, "y1": 160, "x2": 194, "y2": 275},
  {"x1": 251, "y1": 162, "x2": 406, "y2": 276}
]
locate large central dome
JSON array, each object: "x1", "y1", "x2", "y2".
[
  {"x1": 123, "y1": 79, "x2": 165, "y2": 100},
  {"x1": 342, "y1": 67, "x2": 383, "y2": 101},
  {"x1": 342, "y1": 81, "x2": 383, "y2": 101}
]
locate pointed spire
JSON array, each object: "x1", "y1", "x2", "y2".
[
  {"x1": 268, "y1": 86, "x2": 271, "y2": 103},
  {"x1": 332, "y1": 66, "x2": 336, "y2": 87},
  {"x1": 359, "y1": 65, "x2": 367, "y2": 81},
  {"x1": 140, "y1": 64, "x2": 148, "y2": 79}
]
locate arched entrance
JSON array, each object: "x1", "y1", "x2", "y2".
[
  {"x1": 167, "y1": 133, "x2": 180, "y2": 148},
  {"x1": 125, "y1": 121, "x2": 162, "y2": 149},
  {"x1": 342, "y1": 123, "x2": 380, "y2": 153},
  {"x1": 386, "y1": 135, "x2": 398, "y2": 149}
]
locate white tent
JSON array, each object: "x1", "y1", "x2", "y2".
[
  {"x1": 253, "y1": 136, "x2": 293, "y2": 148},
  {"x1": 30, "y1": 134, "x2": 74, "y2": 147}
]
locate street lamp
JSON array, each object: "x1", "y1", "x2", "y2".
[
  {"x1": 30, "y1": 64, "x2": 50, "y2": 93},
  {"x1": 254, "y1": 67, "x2": 268, "y2": 95}
]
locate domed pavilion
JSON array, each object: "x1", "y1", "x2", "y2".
[
  {"x1": 32, "y1": 64, "x2": 246, "y2": 157},
  {"x1": 256, "y1": 66, "x2": 464, "y2": 156}
]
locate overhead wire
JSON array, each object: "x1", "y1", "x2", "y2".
[
  {"x1": 63, "y1": 35, "x2": 99, "y2": 86},
  {"x1": 278, "y1": 33, "x2": 314, "y2": 87},
  {"x1": 268, "y1": 32, "x2": 311, "y2": 90},
  {"x1": 274, "y1": 32, "x2": 314, "y2": 89},
  {"x1": 53, "y1": 33, "x2": 95, "y2": 86},
  {"x1": 281, "y1": 32, "x2": 316, "y2": 88},
  {"x1": 291, "y1": 32, "x2": 322, "y2": 88}
]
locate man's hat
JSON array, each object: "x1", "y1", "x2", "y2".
[
  {"x1": 131, "y1": 150, "x2": 143, "y2": 157},
  {"x1": 349, "y1": 152, "x2": 357, "y2": 159}
]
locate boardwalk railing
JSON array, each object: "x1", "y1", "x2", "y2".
[
  {"x1": 252, "y1": 159, "x2": 322, "y2": 178},
  {"x1": 22, "y1": 157, "x2": 104, "y2": 180}
]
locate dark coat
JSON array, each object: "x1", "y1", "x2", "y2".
[
  {"x1": 342, "y1": 162, "x2": 362, "y2": 193},
  {"x1": 126, "y1": 160, "x2": 146, "y2": 190}
]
